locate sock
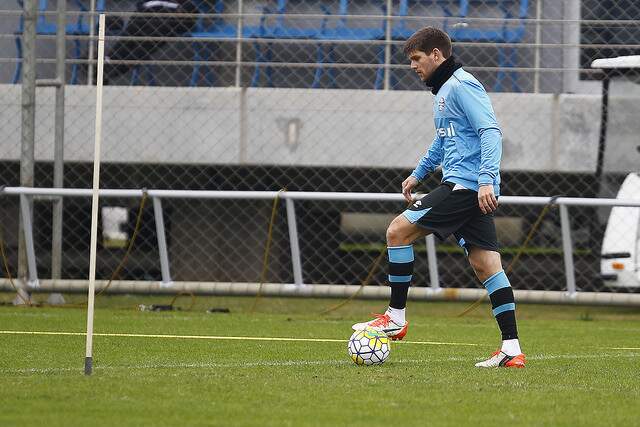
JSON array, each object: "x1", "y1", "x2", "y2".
[
  {"x1": 501, "y1": 338, "x2": 522, "y2": 356},
  {"x1": 483, "y1": 270, "x2": 518, "y2": 341},
  {"x1": 386, "y1": 306, "x2": 406, "y2": 325},
  {"x1": 388, "y1": 245, "x2": 414, "y2": 310}
]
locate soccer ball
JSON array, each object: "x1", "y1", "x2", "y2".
[{"x1": 347, "y1": 327, "x2": 390, "y2": 366}]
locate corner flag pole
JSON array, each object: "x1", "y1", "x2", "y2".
[{"x1": 85, "y1": 13, "x2": 106, "y2": 376}]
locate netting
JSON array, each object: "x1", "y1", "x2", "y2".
[{"x1": 0, "y1": 0, "x2": 639, "y2": 298}]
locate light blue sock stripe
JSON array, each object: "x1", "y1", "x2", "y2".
[
  {"x1": 389, "y1": 275, "x2": 412, "y2": 282},
  {"x1": 388, "y1": 246, "x2": 414, "y2": 263},
  {"x1": 483, "y1": 270, "x2": 510, "y2": 295},
  {"x1": 492, "y1": 303, "x2": 516, "y2": 317}
]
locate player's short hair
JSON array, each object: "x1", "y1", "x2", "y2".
[{"x1": 403, "y1": 27, "x2": 452, "y2": 58}]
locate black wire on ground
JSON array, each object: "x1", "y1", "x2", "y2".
[{"x1": 140, "y1": 291, "x2": 196, "y2": 312}]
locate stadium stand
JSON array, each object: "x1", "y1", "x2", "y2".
[
  {"x1": 13, "y1": 0, "x2": 105, "y2": 84},
  {"x1": 10, "y1": 0, "x2": 533, "y2": 90},
  {"x1": 312, "y1": 0, "x2": 387, "y2": 89},
  {"x1": 444, "y1": 0, "x2": 529, "y2": 92},
  {"x1": 190, "y1": 0, "x2": 262, "y2": 86}
]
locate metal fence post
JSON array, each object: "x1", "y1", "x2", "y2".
[
  {"x1": 235, "y1": 0, "x2": 244, "y2": 87},
  {"x1": 383, "y1": 0, "x2": 392, "y2": 91},
  {"x1": 49, "y1": 0, "x2": 67, "y2": 305},
  {"x1": 87, "y1": 0, "x2": 97, "y2": 85},
  {"x1": 19, "y1": 195, "x2": 39, "y2": 288},
  {"x1": 533, "y1": 0, "x2": 542, "y2": 93},
  {"x1": 152, "y1": 197, "x2": 173, "y2": 286},
  {"x1": 559, "y1": 204, "x2": 577, "y2": 295},
  {"x1": 425, "y1": 234, "x2": 440, "y2": 289},
  {"x1": 17, "y1": 0, "x2": 37, "y2": 304},
  {"x1": 285, "y1": 197, "x2": 303, "y2": 286}
]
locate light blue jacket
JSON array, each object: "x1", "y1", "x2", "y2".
[{"x1": 411, "y1": 68, "x2": 502, "y2": 195}]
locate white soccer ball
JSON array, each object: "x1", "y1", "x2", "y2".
[{"x1": 347, "y1": 327, "x2": 390, "y2": 366}]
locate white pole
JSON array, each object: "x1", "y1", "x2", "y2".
[{"x1": 84, "y1": 14, "x2": 105, "y2": 376}]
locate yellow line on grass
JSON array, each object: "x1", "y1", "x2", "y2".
[{"x1": 0, "y1": 330, "x2": 479, "y2": 346}]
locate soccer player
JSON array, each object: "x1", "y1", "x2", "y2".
[{"x1": 352, "y1": 27, "x2": 525, "y2": 368}]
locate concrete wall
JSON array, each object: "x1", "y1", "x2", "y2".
[{"x1": 0, "y1": 84, "x2": 638, "y2": 173}]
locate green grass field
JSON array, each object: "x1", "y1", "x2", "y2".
[{"x1": 1, "y1": 294, "x2": 639, "y2": 426}]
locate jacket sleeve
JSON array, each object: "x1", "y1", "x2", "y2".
[
  {"x1": 456, "y1": 81, "x2": 502, "y2": 186},
  {"x1": 410, "y1": 135, "x2": 443, "y2": 181},
  {"x1": 477, "y1": 128, "x2": 502, "y2": 186}
]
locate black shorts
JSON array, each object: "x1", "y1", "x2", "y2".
[{"x1": 402, "y1": 182, "x2": 499, "y2": 253}]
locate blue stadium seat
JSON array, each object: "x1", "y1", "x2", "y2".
[
  {"x1": 445, "y1": 0, "x2": 529, "y2": 92},
  {"x1": 129, "y1": 63, "x2": 157, "y2": 86},
  {"x1": 190, "y1": 0, "x2": 274, "y2": 86},
  {"x1": 249, "y1": 0, "x2": 326, "y2": 87},
  {"x1": 312, "y1": 0, "x2": 387, "y2": 89},
  {"x1": 190, "y1": 0, "x2": 241, "y2": 86},
  {"x1": 393, "y1": 0, "x2": 451, "y2": 40},
  {"x1": 269, "y1": 0, "x2": 323, "y2": 39},
  {"x1": 13, "y1": 0, "x2": 106, "y2": 84}
]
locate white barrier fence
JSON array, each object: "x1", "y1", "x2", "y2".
[{"x1": 2, "y1": 186, "x2": 640, "y2": 306}]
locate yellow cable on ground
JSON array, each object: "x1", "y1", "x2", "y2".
[
  {"x1": 456, "y1": 199, "x2": 558, "y2": 317},
  {"x1": 320, "y1": 198, "x2": 418, "y2": 315},
  {"x1": 250, "y1": 189, "x2": 285, "y2": 313},
  {"x1": 0, "y1": 192, "x2": 148, "y2": 309},
  {"x1": 319, "y1": 193, "x2": 560, "y2": 317},
  {"x1": 95, "y1": 191, "x2": 149, "y2": 299},
  {"x1": 0, "y1": 223, "x2": 31, "y2": 306},
  {"x1": 320, "y1": 246, "x2": 387, "y2": 315},
  {"x1": 0, "y1": 187, "x2": 559, "y2": 317},
  {"x1": 168, "y1": 291, "x2": 196, "y2": 311}
]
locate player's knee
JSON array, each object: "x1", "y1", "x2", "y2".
[
  {"x1": 468, "y1": 255, "x2": 483, "y2": 276},
  {"x1": 469, "y1": 249, "x2": 502, "y2": 281},
  {"x1": 385, "y1": 224, "x2": 402, "y2": 246},
  {"x1": 386, "y1": 217, "x2": 411, "y2": 246}
]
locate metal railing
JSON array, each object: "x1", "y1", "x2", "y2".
[{"x1": 3, "y1": 186, "x2": 639, "y2": 301}]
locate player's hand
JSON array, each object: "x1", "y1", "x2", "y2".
[
  {"x1": 401, "y1": 176, "x2": 419, "y2": 203},
  {"x1": 478, "y1": 184, "x2": 498, "y2": 214}
]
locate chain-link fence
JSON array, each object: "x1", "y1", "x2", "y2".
[{"x1": 0, "y1": 0, "x2": 639, "y2": 297}]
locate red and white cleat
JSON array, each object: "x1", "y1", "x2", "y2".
[
  {"x1": 351, "y1": 313, "x2": 409, "y2": 341},
  {"x1": 475, "y1": 350, "x2": 526, "y2": 368}
]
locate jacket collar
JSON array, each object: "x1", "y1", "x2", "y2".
[{"x1": 424, "y1": 56, "x2": 462, "y2": 95}]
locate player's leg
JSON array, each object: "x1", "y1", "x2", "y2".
[
  {"x1": 352, "y1": 214, "x2": 427, "y2": 340},
  {"x1": 467, "y1": 247, "x2": 525, "y2": 368},
  {"x1": 387, "y1": 214, "x2": 429, "y2": 327},
  {"x1": 352, "y1": 183, "x2": 455, "y2": 339}
]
